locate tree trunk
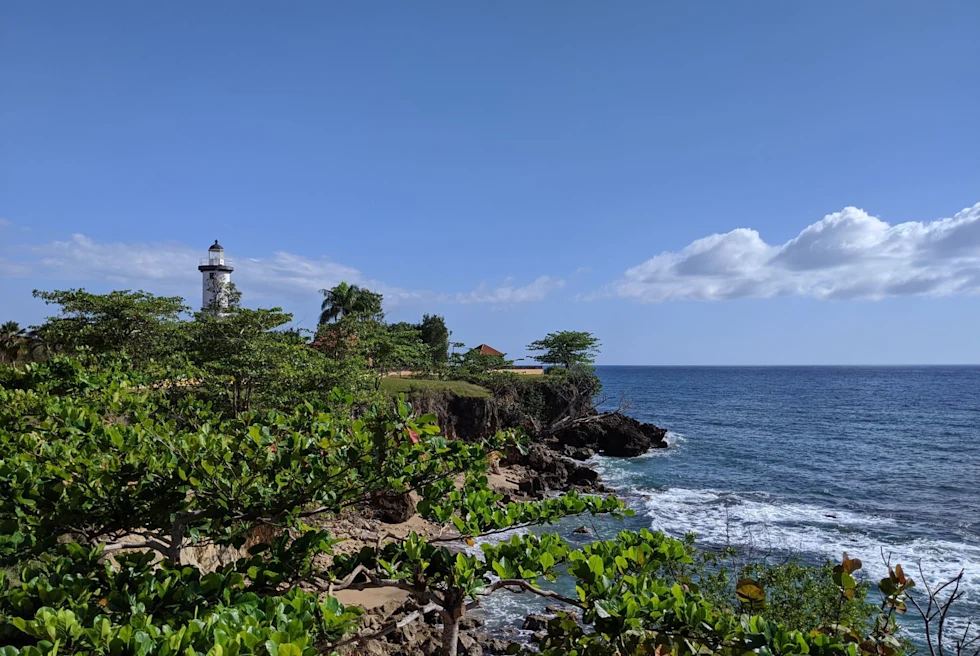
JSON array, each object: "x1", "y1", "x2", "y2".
[
  {"x1": 244, "y1": 378, "x2": 253, "y2": 413},
  {"x1": 232, "y1": 379, "x2": 241, "y2": 414},
  {"x1": 168, "y1": 515, "x2": 185, "y2": 565},
  {"x1": 441, "y1": 616, "x2": 460, "y2": 656}
]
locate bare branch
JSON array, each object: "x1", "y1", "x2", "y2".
[
  {"x1": 479, "y1": 579, "x2": 584, "y2": 607},
  {"x1": 905, "y1": 565, "x2": 978, "y2": 656},
  {"x1": 102, "y1": 538, "x2": 171, "y2": 555},
  {"x1": 327, "y1": 564, "x2": 371, "y2": 592}
]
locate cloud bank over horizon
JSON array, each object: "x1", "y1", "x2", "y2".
[
  {"x1": 5, "y1": 202, "x2": 980, "y2": 311},
  {"x1": 614, "y1": 202, "x2": 980, "y2": 302},
  {"x1": 1, "y1": 233, "x2": 564, "y2": 308}
]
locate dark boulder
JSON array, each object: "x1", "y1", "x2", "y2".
[
  {"x1": 370, "y1": 491, "x2": 417, "y2": 524},
  {"x1": 473, "y1": 632, "x2": 512, "y2": 654},
  {"x1": 516, "y1": 444, "x2": 603, "y2": 494},
  {"x1": 522, "y1": 614, "x2": 549, "y2": 632},
  {"x1": 458, "y1": 615, "x2": 485, "y2": 631},
  {"x1": 544, "y1": 606, "x2": 581, "y2": 622},
  {"x1": 560, "y1": 444, "x2": 596, "y2": 461},
  {"x1": 554, "y1": 413, "x2": 668, "y2": 458},
  {"x1": 568, "y1": 465, "x2": 599, "y2": 487}
]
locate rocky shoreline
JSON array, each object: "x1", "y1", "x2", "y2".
[
  {"x1": 506, "y1": 411, "x2": 668, "y2": 497},
  {"x1": 321, "y1": 411, "x2": 670, "y2": 655}
]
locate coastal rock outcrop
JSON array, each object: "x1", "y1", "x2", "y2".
[
  {"x1": 408, "y1": 392, "x2": 530, "y2": 442},
  {"x1": 554, "y1": 412, "x2": 668, "y2": 458},
  {"x1": 513, "y1": 443, "x2": 607, "y2": 495},
  {"x1": 522, "y1": 614, "x2": 549, "y2": 632},
  {"x1": 398, "y1": 386, "x2": 670, "y2": 502}
]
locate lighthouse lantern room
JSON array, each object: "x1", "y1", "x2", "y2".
[{"x1": 198, "y1": 240, "x2": 234, "y2": 311}]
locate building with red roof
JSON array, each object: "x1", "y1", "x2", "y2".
[{"x1": 472, "y1": 344, "x2": 505, "y2": 356}]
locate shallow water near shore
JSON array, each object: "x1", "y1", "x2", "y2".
[{"x1": 480, "y1": 365, "x2": 980, "y2": 643}]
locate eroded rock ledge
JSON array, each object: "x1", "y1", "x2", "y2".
[{"x1": 551, "y1": 411, "x2": 669, "y2": 459}]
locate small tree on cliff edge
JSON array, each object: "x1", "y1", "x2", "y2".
[
  {"x1": 418, "y1": 313, "x2": 450, "y2": 363},
  {"x1": 527, "y1": 330, "x2": 601, "y2": 369}
]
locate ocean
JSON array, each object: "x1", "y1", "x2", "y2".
[{"x1": 480, "y1": 365, "x2": 980, "y2": 643}]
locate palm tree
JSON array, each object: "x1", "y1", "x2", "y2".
[
  {"x1": 0, "y1": 320, "x2": 26, "y2": 363},
  {"x1": 25, "y1": 327, "x2": 49, "y2": 361},
  {"x1": 319, "y1": 282, "x2": 383, "y2": 325}
]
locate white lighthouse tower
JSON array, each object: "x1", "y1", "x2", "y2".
[{"x1": 198, "y1": 240, "x2": 234, "y2": 311}]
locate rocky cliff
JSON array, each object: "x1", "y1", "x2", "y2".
[{"x1": 402, "y1": 381, "x2": 669, "y2": 497}]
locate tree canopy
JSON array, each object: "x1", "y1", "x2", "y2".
[
  {"x1": 31, "y1": 289, "x2": 188, "y2": 366},
  {"x1": 0, "y1": 288, "x2": 965, "y2": 656},
  {"x1": 0, "y1": 356, "x2": 928, "y2": 656},
  {"x1": 527, "y1": 330, "x2": 601, "y2": 369},
  {"x1": 318, "y1": 282, "x2": 384, "y2": 325},
  {"x1": 0, "y1": 322, "x2": 26, "y2": 363},
  {"x1": 417, "y1": 314, "x2": 450, "y2": 364}
]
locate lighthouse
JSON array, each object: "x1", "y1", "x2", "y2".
[{"x1": 198, "y1": 240, "x2": 234, "y2": 311}]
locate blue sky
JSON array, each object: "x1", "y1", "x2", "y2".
[{"x1": 2, "y1": 2, "x2": 978, "y2": 364}]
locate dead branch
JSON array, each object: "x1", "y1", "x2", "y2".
[
  {"x1": 325, "y1": 564, "x2": 371, "y2": 594},
  {"x1": 478, "y1": 578, "x2": 584, "y2": 607},
  {"x1": 102, "y1": 538, "x2": 172, "y2": 555},
  {"x1": 905, "y1": 564, "x2": 978, "y2": 656}
]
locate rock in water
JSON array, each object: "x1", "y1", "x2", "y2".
[
  {"x1": 568, "y1": 465, "x2": 599, "y2": 486},
  {"x1": 555, "y1": 412, "x2": 668, "y2": 457},
  {"x1": 522, "y1": 614, "x2": 550, "y2": 632},
  {"x1": 474, "y1": 632, "x2": 511, "y2": 654},
  {"x1": 516, "y1": 444, "x2": 603, "y2": 494}
]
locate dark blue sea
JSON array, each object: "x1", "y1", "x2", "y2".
[{"x1": 481, "y1": 366, "x2": 980, "y2": 641}]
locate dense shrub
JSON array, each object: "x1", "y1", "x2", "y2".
[{"x1": 3, "y1": 291, "x2": 955, "y2": 656}]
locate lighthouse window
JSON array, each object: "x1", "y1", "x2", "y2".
[{"x1": 209, "y1": 273, "x2": 214, "y2": 279}]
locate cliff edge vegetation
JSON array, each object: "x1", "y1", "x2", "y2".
[{"x1": 0, "y1": 286, "x2": 973, "y2": 656}]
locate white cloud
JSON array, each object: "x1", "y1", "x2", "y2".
[
  {"x1": 20, "y1": 234, "x2": 417, "y2": 304},
  {"x1": 448, "y1": 276, "x2": 566, "y2": 304},
  {"x1": 2, "y1": 233, "x2": 562, "y2": 306},
  {"x1": 37, "y1": 234, "x2": 201, "y2": 285},
  {"x1": 614, "y1": 202, "x2": 980, "y2": 302},
  {"x1": 0, "y1": 258, "x2": 29, "y2": 276}
]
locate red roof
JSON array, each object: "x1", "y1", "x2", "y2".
[{"x1": 474, "y1": 344, "x2": 504, "y2": 356}]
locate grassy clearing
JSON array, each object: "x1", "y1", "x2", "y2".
[{"x1": 380, "y1": 377, "x2": 491, "y2": 399}]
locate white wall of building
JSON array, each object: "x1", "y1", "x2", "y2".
[{"x1": 202, "y1": 270, "x2": 232, "y2": 310}]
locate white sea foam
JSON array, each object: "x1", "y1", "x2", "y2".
[
  {"x1": 640, "y1": 487, "x2": 980, "y2": 608},
  {"x1": 587, "y1": 448, "x2": 678, "y2": 491},
  {"x1": 463, "y1": 526, "x2": 529, "y2": 557},
  {"x1": 473, "y1": 482, "x2": 980, "y2": 641},
  {"x1": 476, "y1": 585, "x2": 554, "y2": 634},
  {"x1": 466, "y1": 526, "x2": 559, "y2": 634},
  {"x1": 632, "y1": 431, "x2": 687, "y2": 458}
]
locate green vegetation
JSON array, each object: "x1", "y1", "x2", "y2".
[
  {"x1": 379, "y1": 377, "x2": 491, "y2": 398},
  {"x1": 444, "y1": 342, "x2": 513, "y2": 378},
  {"x1": 318, "y1": 282, "x2": 384, "y2": 325},
  {"x1": 31, "y1": 289, "x2": 187, "y2": 368},
  {"x1": 0, "y1": 321, "x2": 28, "y2": 364},
  {"x1": 417, "y1": 314, "x2": 450, "y2": 364},
  {"x1": 527, "y1": 329, "x2": 601, "y2": 369},
  {"x1": 669, "y1": 538, "x2": 899, "y2": 647},
  {"x1": 1, "y1": 283, "x2": 970, "y2": 656}
]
